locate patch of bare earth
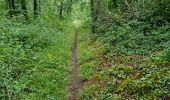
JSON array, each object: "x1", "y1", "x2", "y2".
[{"x1": 68, "y1": 32, "x2": 82, "y2": 100}]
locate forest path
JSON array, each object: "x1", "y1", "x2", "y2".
[{"x1": 68, "y1": 32, "x2": 82, "y2": 100}]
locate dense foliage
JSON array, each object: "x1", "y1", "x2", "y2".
[
  {"x1": 0, "y1": 17, "x2": 74, "y2": 99},
  {"x1": 0, "y1": 0, "x2": 74, "y2": 99},
  {"x1": 79, "y1": 0, "x2": 170, "y2": 99}
]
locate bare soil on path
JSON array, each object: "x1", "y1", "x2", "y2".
[{"x1": 68, "y1": 32, "x2": 82, "y2": 100}]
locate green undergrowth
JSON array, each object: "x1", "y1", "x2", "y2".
[
  {"x1": 79, "y1": 38, "x2": 170, "y2": 99},
  {"x1": 78, "y1": 17, "x2": 170, "y2": 99},
  {"x1": 92, "y1": 14, "x2": 170, "y2": 99},
  {"x1": 0, "y1": 17, "x2": 74, "y2": 99},
  {"x1": 77, "y1": 28, "x2": 101, "y2": 99},
  {"x1": 78, "y1": 28, "x2": 94, "y2": 81}
]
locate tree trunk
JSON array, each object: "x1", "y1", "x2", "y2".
[
  {"x1": 60, "y1": 1, "x2": 63, "y2": 20},
  {"x1": 20, "y1": 0, "x2": 28, "y2": 20},
  {"x1": 94, "y1": 0, "x2": 101, "y2": 22},
  {"x1": 90, "y1": 0, "x2": 95, "y2": 33},
  {"x1": 34, "y1": 0, "x2": 39, "y2": 19},
  {"x1": 8, "y1": 0, "x2": 15, "y2": 18},
  {"x1": 90, "y1": 0, "x2": 101, "y2": 33},
  {"x1": 67, "y1": 0, "x2": 73, "y2": 14}
]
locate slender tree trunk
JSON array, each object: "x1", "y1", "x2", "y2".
[
  {"x1": 34, "y1": 0, "x2": 39, "y2": 19},
  {"x1": 90, "y1": 0, "x2": 95, "y2": 33},
  {"x1": 60, "y1": 1, "x2": 63, "y2": 20},
  {"x1": 94, "y1": 0, "x2": 101, "y2": 22},
  {"x1": 20, "y1": 0, "x2": 28, "y2": 20},
  {"x1": 90, "y1": 0, "x2": 101, "y2": 33},
  {"x1": 67, "y1": 0, "x2": 73, "y2": 14},
  {"x1": 8, "y1": 0, "x2": 15, "y2": 18}
]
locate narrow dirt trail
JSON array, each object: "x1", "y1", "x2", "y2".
[{"x1": 68, "y1": 32, "x2": 82, "y2": 100}]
